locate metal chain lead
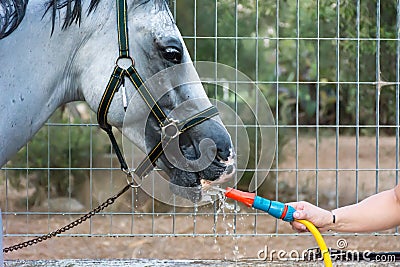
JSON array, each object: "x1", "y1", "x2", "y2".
[{"x1": 3, "y1": 182, "x2": 133, "y2": 253}]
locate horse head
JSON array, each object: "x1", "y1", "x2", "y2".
[
  {"x1": 68, "y1": 0, "x2": 235, "y2": 202},
  {"x1": 0, "y1": 0, "x2": 235, "y2": 203}
]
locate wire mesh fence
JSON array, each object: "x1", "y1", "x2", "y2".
[{"x1": 1, "y1": 0, "x2": 400, "y2": 260}]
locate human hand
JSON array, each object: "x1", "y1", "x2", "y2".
[{"x1": 287, "y1": 201, "x2": 333, "y2": 233}]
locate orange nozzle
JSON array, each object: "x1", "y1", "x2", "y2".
[{"x1": 225, "y1": 187, "x2": 255, "y2": 207}]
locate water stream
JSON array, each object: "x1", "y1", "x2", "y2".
[{"x1": 202, "y1": 186, "x2": 242, "y2": 260}]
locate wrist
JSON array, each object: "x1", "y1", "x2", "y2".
[{"x1": 327, "y1": 210, "x2": 337, "y2": 231}]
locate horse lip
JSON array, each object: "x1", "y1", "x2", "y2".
[
  {"x1": 200, "y1": 163, "x2": 236, "y2": 188},
  {"x1": 200, "y1": 179, "x2": 212, "y2": 187}
]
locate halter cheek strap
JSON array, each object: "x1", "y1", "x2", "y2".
[
  {"x1": 134, "y1": 106, "x2": 219, "y2": 179},
  {"x1": 97, "y1": 0, "x2": 219, "y2": 184}
]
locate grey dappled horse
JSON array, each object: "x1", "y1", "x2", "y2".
[{"x1": 0, "y1": 0, "x2": 235, "y2": 201}]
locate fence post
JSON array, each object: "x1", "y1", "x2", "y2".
[{"x1": 0, "y1": 209, "x2": 3, "y2": 267}]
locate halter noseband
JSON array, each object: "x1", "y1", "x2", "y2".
[{"x1": 97, "y1": 0, "x2": 219, "y2": 184}]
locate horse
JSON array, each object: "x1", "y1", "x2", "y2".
[{"x1": 0, "y1": 0, "x2": 235, "y2": 203}]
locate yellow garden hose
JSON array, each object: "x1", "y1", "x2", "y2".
[
  {"x1": 224, "y1": 187, "x2": 333, "y2": 267},
  {"x1": 296, "y1": 219, "x2": 332, "y2": 267}
]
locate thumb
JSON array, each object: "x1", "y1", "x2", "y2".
[{"x1": 293, "y1": 210, "x2": 307, "y2": 220}]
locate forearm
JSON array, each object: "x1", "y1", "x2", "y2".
[{"x1": 328, "y1": 188, "x2": 400, "y2": 232}]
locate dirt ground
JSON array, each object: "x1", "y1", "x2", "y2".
[{"x1": 2, "y1": 136, "x2": 400, "y2": 261}]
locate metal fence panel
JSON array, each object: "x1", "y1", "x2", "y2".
[{"x1": 1, "y1": 0, "x2": 399, "y2": 257}]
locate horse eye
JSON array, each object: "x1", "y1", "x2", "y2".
[{"x1": 162, "y1": 47, "x2": 182, "y2": 64}]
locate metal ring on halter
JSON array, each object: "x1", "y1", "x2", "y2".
[
  {"x1": 161, "y1": 118, "x2": 180, "y2": 139},
  {"x1": 123, "y1": 169, "x2": 142, "y2": 188},
  {"x1": 115, "y1": 56, "x2": 135, "y2": 69}
]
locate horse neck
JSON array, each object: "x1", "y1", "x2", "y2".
[{"x1": 0, "y1": 1, "x2": 112, "y2": 166}]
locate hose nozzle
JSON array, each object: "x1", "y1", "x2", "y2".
[
  {"x1": 225, "y1": 187, "x2": 255, "y2": 207},
  {"x1": 224, "y1": 187, "x2": 295, "y2": 222}
]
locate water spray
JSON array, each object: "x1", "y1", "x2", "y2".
[{"x1": 224, "y1": 187, "x2": 332, "y2": 267}]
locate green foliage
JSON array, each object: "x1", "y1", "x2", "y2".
[
  {"x1": 176, "y1": 0, "x2": 399, "y2": 135},
  {"x1": 174, "y1": 0, "x2": 399, "y2": 195}
]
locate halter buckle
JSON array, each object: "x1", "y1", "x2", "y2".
[{"x1": 161, "y1": 118, "x2": 181, "y2": 139}]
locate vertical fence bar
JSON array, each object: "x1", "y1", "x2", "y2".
[
  {"x1": 152, "y1": 174, "x2": 155, "y2": 235},
  {"x1": 89, "y1": 111, "x2": 94, "y2": 234},
  {"x1": 25, "y1": 136, "x2": 29, "y2": 235},
  {"x1": 375, "y1": 0, "x2": 381, "y2": 195},
  {"x1": 68, "y1": 111, "x2": 72, "y2": 212},
  {"x1": 397, "y1": 0, "x2": 400, "y2": 194},
  {"x1": 172, "y1": 0, "x2": 176, "y2": 21},
  {"x1": 130, "y1": 137, "x2": 136, "y2": 235},
  {"x1": 47, "y1": 120, "x2": 51, "y2": 232},
  {"x1": 396, "y1": 0, "x2": 400, "y2": 235},
  {"x1": 274, "y1": 0, "x2": 280, "y2": 234},
  {"x1": 192, "y1": 0, "x2": 198, "y2": 235},
  {"x1": 335, "y1": 0, "x2": 340, "y2": 209},
  {"x1": 254, "y1": 0, "x2": 260, "y2": 234},
  {"x1": 214, "y1": 0, "x2": 218, "y2": 107},
  {"x1": 4, "y1": 167, "x2": 8, "y2": 235},
  {"x1": 233, "y1": 0, "x2": 239, "y2": 235},
  {"x1": 315, "y1": 0, "x2": 320, "y2": 206},
  {"x1": 355, "y1": 0, "x2": 360, "y2": 203},
  {"x1": 109, "y1": 133, "x2": 114, "y2": 234},
  {"x1": 193, "y1": 0, "x2": 197, "y2": 62},
  {"x1": 295, "y1": 0, "x2": 300, "y2": 202},
  {"x1": 171, "y1": 0, "x2": 177, "y2": 237},
  {"x1": 213, "y1": 0, "x2": 218, "y2": 236}
]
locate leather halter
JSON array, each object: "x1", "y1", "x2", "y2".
[{"x1": 97, "y1": 0, "x2": 219, "y2": 184}]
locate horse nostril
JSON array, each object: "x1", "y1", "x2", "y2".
[
  {"x1": 216, "y1": 148, "x2": 230, "y2": 161},
  {"x1": 225, "y1": 165, "x2": 234, "y2": 175}
]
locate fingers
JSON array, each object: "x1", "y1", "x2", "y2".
[
  {"x1": 290, "y1": 221, "x2": 308, "y2": 232},
  {"x1": 287, "y1": 201, "x2": 332, "y2": 233},
  {"x1": 293, "y1": 210, "x2": 307, "y2": 220},
  {"x1": 287, "y1": 202, "x2": 313, "y2": 233},
  {"x1": 291, "y1": 210, "x2": 309, "y2": 232}
]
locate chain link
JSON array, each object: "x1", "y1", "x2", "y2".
[{"x1": 3, "y1": 183, "x2": 133, "y2": 253}]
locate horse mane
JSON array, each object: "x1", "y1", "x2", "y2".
[
  {"x1": 0, "y1": 0, "x2": 169, "y2": 39},
  {"x1": 43, "y1": 0, "x2": 100, "y2": 35},
  {"x1": 0, "y1": 0, "x2": 29, "y2": 39},
  {"x1": 44, "y1": 0, "x2": 169, "y2": 35}
]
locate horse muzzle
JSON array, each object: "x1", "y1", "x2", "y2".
[{"x1": 158, "y1": 118, "x2": 235, "y2": 202}]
